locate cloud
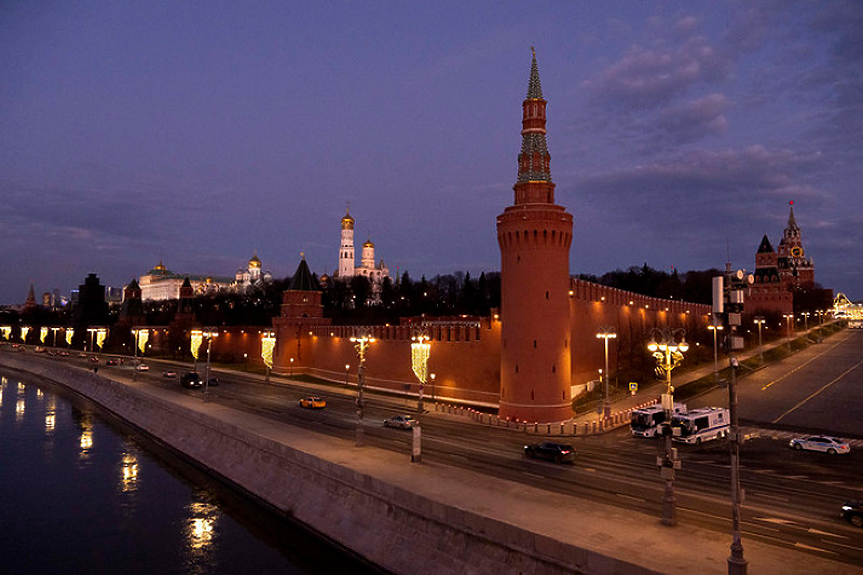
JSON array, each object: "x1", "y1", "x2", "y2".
[{"x1": 582, "y1": 36, "x2": 731, "y2": 110}]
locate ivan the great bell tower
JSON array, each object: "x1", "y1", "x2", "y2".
[{"x1": 497, "y1": 49, "x2": 573, "y2": 423}]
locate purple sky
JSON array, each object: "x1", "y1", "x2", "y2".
[{"x1": 2, "y1": 1, "x2": 862, "y2": 305}]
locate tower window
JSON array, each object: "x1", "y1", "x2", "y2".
[
  {"x1": 531, "y1": 390, "x2": 534, "y2": 400},
  {"x1": 546, "y1": 291, "x2": 549, "y2": 299},
  {"x1": 533, "y1": 340, "x2": 537, "y2": 348}
]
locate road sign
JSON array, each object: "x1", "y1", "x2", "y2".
[{"x1": 629, "y1": 381, "x2": 638, "y2": 394}]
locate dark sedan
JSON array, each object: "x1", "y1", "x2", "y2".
[
  {"x1": 524, "y1": 442, "x2": 576, "y2": 464},
  {"x1": 842, "y1": 501, "x2": 863, "y2": 528}
]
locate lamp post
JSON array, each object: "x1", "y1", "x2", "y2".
[
  {"x1": 647, "y1": 327, "x2": 688, "y2": 527},
  {"x1": 50, "y1": 327, "x2": 60, "y2": 349},
  {"x1": 289, "y1": 357, "x2": 294, "y2": 378},
  {"x1": 350, "y1": 331, "x2": 375, "y2": 447},
  {"x1": 261, "y1": 331, "x2": 276, "y2": 384},
  {"x1": 801, "y1": 312, "x2": 810, "y2": 333},
  {"x1": 344, "y1": 364, "x2": 350, "y2": 387},
  {"x1": 708, "y1": 318, "x2": 723, "y2": 383},
  {"x1": 753, "y1": 318, "x2": 765, "y2": 360},
  {"x1": 87, "y1": 328, "x2": 97, "y2": 353},
  {"x1": 430, "y1": 373, "x2": 436, "y2": 405},
  {"x1": 783, "y1": 313, "x2": 794, "y2": 349},
  {"x1": 596, "y1": 328, "x2": 617, "y2": 420},
  {"x1": 410, "y1": 332, "x2": 431, "y2": 463},
  {"x1": 202, "y1": 328, "x2": 218, "y2": 397}
]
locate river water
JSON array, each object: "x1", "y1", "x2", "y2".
[{"x1": 0, "y1": 369, "x2": 382, "y2": 574}]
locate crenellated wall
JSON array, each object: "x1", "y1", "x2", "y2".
[{"x1": 268, "y1": 279, "x2": 711, "y2": 416}]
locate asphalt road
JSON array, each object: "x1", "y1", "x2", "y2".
[{"x1": 15, "y1": 335, "x2": 863, "y2": 568}]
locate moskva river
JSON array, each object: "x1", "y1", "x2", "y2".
[{"x1": 0, "y1": 369, "x2": 382, "y2": 575}]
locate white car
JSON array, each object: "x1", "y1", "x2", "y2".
[
  {"x1": 136, "y1": 364, "x2": 150, "y2": 372},
  {"x1": 789, "y1": 435, "x2": 850, "y2": 455},
  {"x1": 383, "y1": 415, "x2": 417, "y2": 430}
]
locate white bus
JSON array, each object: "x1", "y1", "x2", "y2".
[
  {"x1": 671, "y1": 407, "x2": 730, "y2": 445},
  {"x1": 630, "y1": 403, "x2": 687, "y2": 438}
]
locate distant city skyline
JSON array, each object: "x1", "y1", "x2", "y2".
[{"x1": 2, "y1": 1, "x2": 861, "y2": 305}]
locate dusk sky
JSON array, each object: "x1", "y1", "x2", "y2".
[{"x1": 2, "y1": 1, "x2": 862, "y2": 305}]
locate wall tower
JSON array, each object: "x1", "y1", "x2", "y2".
[
  {"x1": 496, "y1": 49, "x2": 573, "y2": 423},
  {"x1": 777, "y1": 202, "x2": 814, "y2": 289}
]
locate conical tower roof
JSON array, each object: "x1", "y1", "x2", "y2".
[
  {"x1": 527, "y1": 47, "x2": 544, "y2": 99},
  {"x1": 757, "y1": 235, "x2": 775, "y2": 253},
  {"x1": 290, "y1": 256, "x2": 320, "y2": 291},
  {"x1": 786, "y1": 202, "x2": 799, "y2": 232}
]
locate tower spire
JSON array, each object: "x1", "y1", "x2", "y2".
[{"x1": 514, "y1": 48, "x2": 554, "y2": 204}]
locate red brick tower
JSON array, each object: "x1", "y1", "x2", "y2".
[
  {"x1": 777, "y1": 202, "x2": 815, "y2": 289},
  {"x1": 497, "y1": 49, "x2": 573, "y2": 423}
]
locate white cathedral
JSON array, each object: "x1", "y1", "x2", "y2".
[{"x1": 337, "y1": 208, "x2": 389, "y2": 284}]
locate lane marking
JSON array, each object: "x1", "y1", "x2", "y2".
[
  {"x1": 755, "y1": 517, "x2": 798, "y2": 526},
  {"x1": 794, "y1": 542, "x2": 836, "y2": 554},
  {"x1": 615, "y1": 493, "x2": 644, "y2": 503},
  {"x1": 808, "y1": 527, "x2": 848, "y2": 539},
  {"x1": 760, "y1": 339, "x2": 846, "y2": 391},
  {"x1": 582, "y1": 467, "x2": 597, "y2": 473},
  {"x1": 772, "y1": 358, "x2": 863, "y2": 424}
]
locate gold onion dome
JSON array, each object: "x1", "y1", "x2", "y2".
[
  {"x1": 341, "y1": 208, "x2": 355, "y2": 230},
  {"x1": 363, "y1": 238, "x2": 374, "y2": 248},
  {"x1": 249, "y1": 252, "x2": 262, "y2": 268}
]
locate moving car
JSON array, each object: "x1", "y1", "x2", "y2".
[
  {"x1": 299, "y1": 396, "x2": 326, "y2": 409},
  {"x1": 524, "y1": 442, "x2": 576, "y2": 464},
  {"x1": 180, "y1": 372, "x2": 203, "y2": 389},
  {"x1": 841, "y1": 501, "x2": 863, "y2": 527},
  {"x1": 136, "y1": 364, "x2": 149, "y2": 371},
  {"x1": 106, "y1": 358, "x2": 119, "y2": 366},
  {"x1": 207, "y1": 377, "x2": 219, "y2": 387},
  {"x1": 162, "y1": 370, "x2": 177, "y2": 378},
  {"x1": 789, "y1": 435, "x2": 850, "y2": 455},
  {"x1": 383, "y1": 414, "x2": 417, "y2": 430}
]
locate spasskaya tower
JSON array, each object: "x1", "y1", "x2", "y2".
[{"x1": 497, "y1": 49, "x2": 573, "y2": 423}]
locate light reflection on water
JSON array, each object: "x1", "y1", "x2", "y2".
[{"x1": 0, "y1": 368, "x2": 381, "y2": 575}]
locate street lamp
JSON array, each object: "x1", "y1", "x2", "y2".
[
  {"x1": 647, "y1": 327, "x2": 688, "y2": 527},
  {"x1": 783, "y1": 313, "x2": 794, "y2": 349},
  {"x1": 289, "y1": 357, "x2": 294, "y2": 377},
  {"x1": 261, "y1": 331, "x2": 276, "y2": 384},
  {"x1": 801, "y1": 312, "x2": 810, "y2": 333},
  {"x1": 202, "y1": 329, "x2": 218, "y2": 397},
  {"x1": 596, "y1": 328, "x2": 617, "y2": 420},
  {"x1": 430, "y1": 373, "x2": 436, "y2": 405},
  {"x1": 344, "y1": 364, "x2": 350, "y2": 386},
  {"x1": 350, "y1": 331, "x2": 375, "y2": 447},
  {"x1": 753, "y1": 318, "x2": 765, "y2": 360},
  {"x1": 410, "y1": 332, "x2": 431, "y2": 463},
  {"x1": 132, "y1": 328, "x2": 149, "y2": 381},
  {"x1": 708, "y1": 319, "x2": 724, "y2": 383}
]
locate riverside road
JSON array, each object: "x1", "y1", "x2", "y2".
[{"x1": 9, "y1": 328, "x2": 863, "y2": 570}]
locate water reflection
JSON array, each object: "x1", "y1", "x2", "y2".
[
  {"x1": 120, "y1": 451, "x2": 139, "y2": 493},
  {"x1": 185, "y1": 491, "x2": 222, "y2": 573},
  {"x1": 72, "y1": 409, "x2": 95, "y2": 458},
  {"x1": 16, "y1": 397, "x2": 25, "y2": 422}
]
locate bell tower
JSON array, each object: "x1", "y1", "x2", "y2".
[{"x1": 496, "y1": 49, "x2": 573, "y2": 423}]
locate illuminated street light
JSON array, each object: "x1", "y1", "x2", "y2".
[
  {"x1": 350, "y1": 331, "x2": 375, "y2": 447},
  {"x1": 595, "y1": 328, "x2": 617, "y2": 420},
  {"x1": 261, "y1": 331, "x2": 276, "y2": 384},
  {"x1": 132, "y1": 328, "x2": 149, "y2": 382},
  {"x1": 708, "y1": 319, "x2": 724, "y2": 383},
  {"x1": 410, "y1": 332, "x2": 431, "y2": 463},
  {"x1": 430, "y1": 373, "x2": 436, "y2": 404},
  {"x1": 344, "y1": 364, "x2": 350, "y2": 386},
  {"x1": 202, "y1": 328, "x2": 218, "y2": 397},
  {"x1": 647, "y1": 327, "x2": 688, "y2": 527},
  {"x1": 801, "y1": 312, "x2": 810, "y2": 333},
  {"x1": 753, "y1": 318, "x2": 765, "y2": 361}
]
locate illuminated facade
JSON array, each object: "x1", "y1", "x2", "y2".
[
  {"x1": 138, "y1": 254, "x2": 271, "y2": 301},
  {"x1": 336, "y1": 208, "x2": 389, "y2": 284}
]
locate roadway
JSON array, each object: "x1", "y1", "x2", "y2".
[{"x1": 15, "y1": 333, "x2": 863, "y2": 569}]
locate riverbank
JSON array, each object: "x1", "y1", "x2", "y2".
[{"x1": 1, "y1": 352, "x2": 856, "y2": 575}]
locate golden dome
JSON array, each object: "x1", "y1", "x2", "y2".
[
  {"x1": 341, "y1": 208, "x2": 355, "y2": 230},
  {"x1": 249, "y1": 252, "x2": 262, "y2": 268},
  {"x1": 363, "y1": 238, "x2": 374, "y2": 248}
]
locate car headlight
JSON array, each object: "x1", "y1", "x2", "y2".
[{"x1": 842, "y1": 505, "x2": 852, "y2": 511}]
